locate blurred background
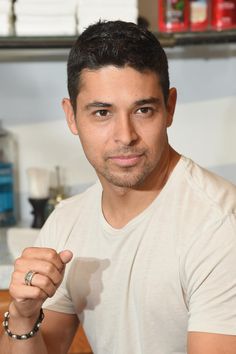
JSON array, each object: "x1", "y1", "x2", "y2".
[
  {"x1": 0, "y1": 3, "x2": 236, "y2": 351},
  {"x1": 0, "y1": 0, "x2": 235, "y2": 225}
]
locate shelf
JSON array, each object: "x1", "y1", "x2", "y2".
[
  {"x1": 0, "y1": 30, "x2": 235, "y2": 61},
  {"x1": 0, "y1": 35, "x2": 76, "y2": 50},
  {"x1": 157, "y1": 30, "x2": 236, "y2": 47},
  {"x1": 0, "y1": 30, "x2": 236, "y2": 49}
]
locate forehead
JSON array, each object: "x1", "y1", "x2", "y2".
[{"x1": 78, "y1": 65, "x2": 162, "y2": 98}]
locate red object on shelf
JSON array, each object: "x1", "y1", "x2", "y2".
[
  {"x1": 211, "y1": 0, "x2": 236, "y2": 30},
  {"x1": 158, "y1": 0, "x2": 190, "y2": 32},
  {"x1": 190, "y1": 0, "x2": 209, "y2": 31}
]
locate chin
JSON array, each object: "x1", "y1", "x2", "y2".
[{"x1": 104, "y1": 172, "x2": 150, "y2": 189}]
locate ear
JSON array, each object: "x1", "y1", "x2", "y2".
[
  {"x1": 62, "y1": 98, "x2": 79, "y2": 135},
  {"x1": 166, "y1": 88, "x2": 177, "y2": 127}
]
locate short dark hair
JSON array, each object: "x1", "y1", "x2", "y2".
[{"x1": 67, "y1": 20, "x2": 170, "y2": 112}]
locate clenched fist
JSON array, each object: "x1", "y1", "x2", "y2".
[{"x1": 9, "y1": 247, "x2": 73, "y2": 320}]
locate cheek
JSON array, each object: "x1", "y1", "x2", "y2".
[
  {"x1": 140, "y1": 123, "x2": 167, "y2": 149},
  {"x1": 78, "y1": 127, "x2": 107, "y2": 163}
]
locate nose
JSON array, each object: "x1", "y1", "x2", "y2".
[{"x1": 113, "y1": 114, "x2": 138, "y2": 146}]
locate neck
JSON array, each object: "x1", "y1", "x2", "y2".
[{"x1": 101, "y1": 146, "x2": 180, "y2": 229}]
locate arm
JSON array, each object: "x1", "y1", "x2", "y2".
[
  {"x1": 42, "y1": 310, "x2": 79, "y2": 354},
  {"x1": 188, "y1": 332, "x2": 236, "y2": 354},
  {"x1": 183, "y1": 215, "x2": 236, "y2": 353},
  {"x1": 0, "y1": 321, "x2": 48, "y2": 354},
  {"x1": 0, "y1": 309, "x2": 79, "y2": 354},
  {"x1": 0, "y1": 247, "x2": 74, "y2": 354}
]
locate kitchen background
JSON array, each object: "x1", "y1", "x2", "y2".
[
  {"x1": 0, "y1": 0, "x2": 236, "y2": 225},
  {"x1": 0, "y1": 2, "x2": 235, "y2": 351}
]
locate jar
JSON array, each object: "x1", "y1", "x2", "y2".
[{"x1": 158, "y1": 0, "x2": 190, "y2": 32}]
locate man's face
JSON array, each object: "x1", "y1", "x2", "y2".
[{"x1": 64, "y1": 65, "x2": 176, "y2": 189}]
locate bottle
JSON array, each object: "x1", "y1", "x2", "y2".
[
  {"x1": 45, "y1": 166, "x2": 66, "y2": 218},
  {"x1": 0, "y1": 121, "x2": 16, "y2": 227},
  {"x1": 158, "y1": 0, "x2": 190, "y2": 33},
  {"x1": 190, "y1": 0, "x2": 209, "y2": 31},
  {"x1": 211, "y1": 0, "x2": 236, "y2": 30}
]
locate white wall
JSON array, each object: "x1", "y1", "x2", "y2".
[
  {"x1": 0, "y1": 44, "x2": 235, "y2": 223},
  {"x1": 167, "y1": 44, "x2": 236, "y2": 182}
]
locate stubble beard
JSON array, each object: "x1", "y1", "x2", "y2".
[
  {"x1": 88, "y1": 143, "x2": 167, "y2": 189},
  {"x1": 97, "y1": 159, "x2": 157, "y2": 189}
]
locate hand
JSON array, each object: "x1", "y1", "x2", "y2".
[{"x1": 9, "y1": 247, "x2": 73, "y2": 320}]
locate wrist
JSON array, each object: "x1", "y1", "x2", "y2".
[
  {"x1": 9, "y1": 301, "x2": 40, "y2": 320},
  {"x1": 6, "y1": 302, "x2": 42, "y2": 333},
  {"x1": 2, "y1": 308, "x2": 44, "y2": 340}
]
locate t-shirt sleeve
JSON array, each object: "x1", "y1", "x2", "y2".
[
  {"x1": 34, "y1": 209, "x2": 76, "y2": 314},
  {"x1": 182, "y1": 213, "x2": 236, "y2": 335}
]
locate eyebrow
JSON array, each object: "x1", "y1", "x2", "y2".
[
  {"x1": 134, "y1": 97, "x2": 161, "y2": 106},
  {"x1": 83, "y1": 97, "x2": 161, "y2": 111},
  {"x1": 84, "y1": 101, "x2": 112, "y2": 111}
]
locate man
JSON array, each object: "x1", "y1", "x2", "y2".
[{"x1": 1, "y1": 20, "x2": 236, "y2": 354}]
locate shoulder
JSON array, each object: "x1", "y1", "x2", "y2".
[
  {"x1": 182, "y1": 156, "x2": 236, "y2": 217},
  {"x1": 173, "y1": 157, "x2": 236, "y2": 250}
]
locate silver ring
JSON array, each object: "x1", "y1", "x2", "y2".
[{"x1": 24, "y1": 270, "x2": 37, "y2": 286}]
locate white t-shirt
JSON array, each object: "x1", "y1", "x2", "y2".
[{"x1": 36, "y1": 156, "x2": 236, "y2": 354}]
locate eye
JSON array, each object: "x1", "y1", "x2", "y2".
[
  {"x1": 137, "y1": 107, "x2": 151, "y2": 114},
  {"x1": 136, "y1": 106, "x2": 154, "y2": 117},
  {"x1": 94, "y1": 109, "x2": 110, "y2": 118}
]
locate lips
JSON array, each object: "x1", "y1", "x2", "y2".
[{"x1": 109, "y1": 153, "x2": 144, "y2": 167}]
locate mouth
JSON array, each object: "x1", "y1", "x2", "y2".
[{"x1": 108, "y1": 153, "x2": 144, "y2": 167}]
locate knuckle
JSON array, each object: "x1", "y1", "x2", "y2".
[
  {"x1": 22, "y1": 247, "x2": 33, "y2": 256},
  {"x1": 11, "y1": 270, "x2": 19, "y2": 282},
  {"x1": 54, "y1": 275, "x2": 62, "y2": 286},
  {"x1": 46, "y1": 248, "x2": 57, "y2": 261},
  {"x1": 9, "y1": 283, "x2": 20, "y2": 299},
  {"x1": 45, "y1": 263, "x2": 54, "y2": 274},
  {"x1": 42, "y1": 276, "x2": 51, "y2": 288},
  {"x1": 8, "y1": 283, "x2": 15, "y2": 296},
  {"x1": 14, "y1": 257, "x2": 22, "y2": 268},
  {"x1": 31, "y1": 287, "x2": 42, "y2": 299},
  {"x1": 47, "y1": 283, "x2": 57, "y2": 298}
]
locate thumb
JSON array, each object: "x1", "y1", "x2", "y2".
[{"x1": 59, "y1": 250, "x2": 73, "y2": 265}]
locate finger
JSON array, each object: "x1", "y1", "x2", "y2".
[
  {"x1": 12, "y1": 271, "x2": 57, "y2": 298},
  {"x1": 14, "y1": 258, "x2": 62, "y2": 285},
  {"x1": 29, "y1": 273, "x2": 57, "y2": 298},
  {"x1": 59, "y1": 250, "x2": 73, "y2": 265},
  {"x1": 9, "y1": 282, "x2": 48, "y2": 303},
  {"x1": 22, "y1": 247, "x2": 65, "y2": 272}
]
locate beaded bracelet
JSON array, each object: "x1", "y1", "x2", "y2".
[{"x1": 2, "y1": 308, "x2": 44, "y2": 340}]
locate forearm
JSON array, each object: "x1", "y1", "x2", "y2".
[
  {"x1": 0, "y1": 304, "x2": 48, "y2": 354},
  {"x1": 0, "y1": 329, "x2": 48, "y2": 354}
]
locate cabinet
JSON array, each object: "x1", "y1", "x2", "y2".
[{"x1": 0, "y1": 290, "x2": 93, "y2": 354}]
